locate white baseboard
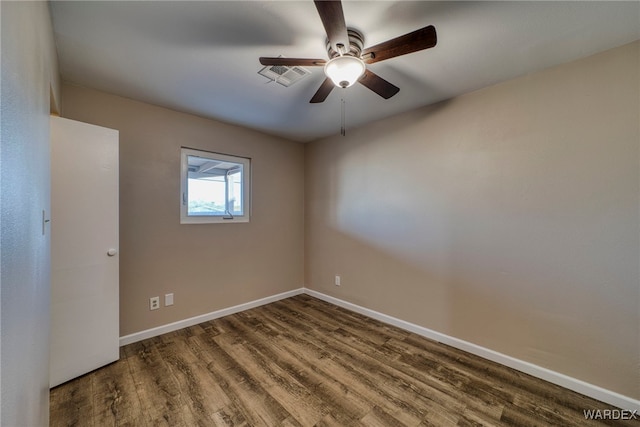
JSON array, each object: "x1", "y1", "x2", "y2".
[
  {"x1": 119, "y1": 286, "x2": 639, "y2": 411},
  {"x1": 119, "y1": 288, "x2": 304, "y2": 346},
  {"x1": 304, "y1": 289, "x2": 640, "y2": 412}
]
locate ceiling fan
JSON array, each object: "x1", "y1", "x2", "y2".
[{"x1": 259, "y1": 0, "x2": 437, "y2": 103}]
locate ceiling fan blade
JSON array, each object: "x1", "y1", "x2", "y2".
[
  {"x1": 259, "y1": 57, "x2": 326, "y2": 67},
  {"x1": 310, "y1": 77, "x2": 335, "y2": 103},
  {"x1": 314, "y1": 0, "x2": 349, "y2": 54},
  {"x1": 362, "y1": 25, "x2": 437, "y2": 64},
  {"x1": 358, "y1": 70, "x2": 400, "y2": 99}
]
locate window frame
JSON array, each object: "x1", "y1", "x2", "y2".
[{"x1": 180, "y1": 147, "x2": 251, "y2": 224}]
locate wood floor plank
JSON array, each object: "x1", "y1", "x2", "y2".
[
  {"x1": 218, "y1": 314, "x2": 374, "y2": 425},
  {"x1": 384, "y1": 336, "x2": 614, "y2": 427},
  {"x1": 254, "y1": 306, "x2": 426, "y2": 420},
  {"x1": 191, "y1": 330, "x2": 294, "y2": 426},
  {"x1": 51, "y1": 295, "x2": 640, "y2": 426},
  {"x1": 361, "y1": 405, "x2": 415, "y2": 427},
  {"x1": 90, "y1": 355, "x2": 145, "y2": 427},
  {"x1": 123, "y1": 338, "x2": 198, "y2": 426},
  {"x1": 260, "y1": 300, "x2": 482, "y2": 422},
  {"x1": 212, "y1": 326, "x2": 326, "y2": 426},
  {"x1": 49, "y1": 370, "x2": 95, "y2": 427},
  {"x1": 387, "y1": 335, "x2": 577, "y2": 423},
  {"x1": 155, "y1": 332, "x2": 232, "y2": 424}
]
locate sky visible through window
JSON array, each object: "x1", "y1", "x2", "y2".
[
  {"x1": 188, "y1": 178, "x2": 226, "y2": 215},
  {"x1": 188, "y1": 173, "x2": 242, "y2": 216}
]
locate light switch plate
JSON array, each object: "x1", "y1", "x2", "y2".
[{"x1": 165, "y1": 293, "x2": 174, "y2": 306}]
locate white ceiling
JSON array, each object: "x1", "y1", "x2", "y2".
[{"x1": 50, "y1": 1, "x2": 640, "y2": 142}]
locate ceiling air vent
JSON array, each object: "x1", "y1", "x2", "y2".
[{"x1": 258, "y1": 60, "x2": 311, "y2": 87}]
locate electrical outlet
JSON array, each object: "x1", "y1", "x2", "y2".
[
  {"x1": 165, "y1": 293, "x2": 174, "y2": 306},
  {"x1": 335, "y1": 275, "x2": 341, "y2": 286},
  {"x1": 150, "y1": 296, "x2": 160, "y2": 310}
]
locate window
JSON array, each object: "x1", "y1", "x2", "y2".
[{"x1": 180, "y1": 148, "x2": 250, "y2": 224}]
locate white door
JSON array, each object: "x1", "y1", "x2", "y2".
[{"x1": 50, "y1": 116, "x2": 120, "y2": 388}]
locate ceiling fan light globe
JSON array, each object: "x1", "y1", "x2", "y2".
[{"x1": 324, "y1": 56, "x2": 365, "y2": 88}]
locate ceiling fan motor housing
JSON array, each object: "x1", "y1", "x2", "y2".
[{"x1": 326, "y1": 28, "x2": 365, "y2": 59}]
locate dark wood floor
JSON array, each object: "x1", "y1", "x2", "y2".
[{"x1": 50, "y1": 294, "x2": 638, "y2": 426}]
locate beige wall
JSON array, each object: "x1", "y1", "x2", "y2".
[
  {"x1": 61, "y1": 84, "x2": 304, "y2": 336},
  {"x1": 305, "y1": 41, "x2": 640, "y2": 399},
  {"x1": 1, "y1": 1, "x2": 60, "y2": 425}
]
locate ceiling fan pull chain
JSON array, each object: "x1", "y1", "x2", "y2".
[{"x1": 341, "y1": 98, "x2": 346, "y2": 136}]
